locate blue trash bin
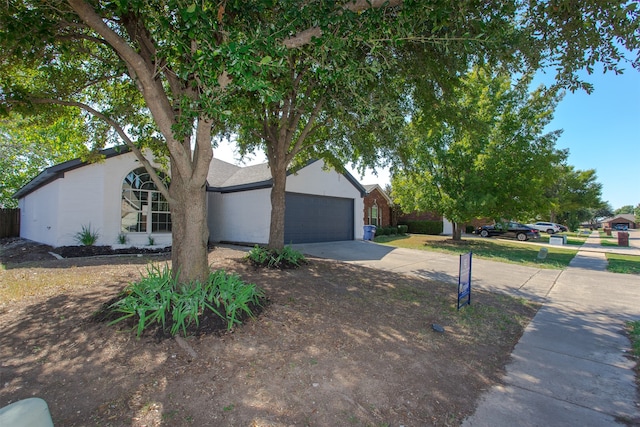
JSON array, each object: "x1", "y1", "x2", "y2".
[{"x1": 363, "y1": 225, "x2": 377, "y2": 241}]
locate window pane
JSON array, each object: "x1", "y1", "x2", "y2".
[
  {"x1": 122, "y1": 168, "x2": 171, "y2": 234},
  {"x1": 152, "y1": 213, "x2": 172, "y2": 232}
]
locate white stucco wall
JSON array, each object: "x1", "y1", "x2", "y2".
[
  {"x1": 19, "y1": 180, "x2": 61, "y2": 247},
  {"x1": 442, "y1": 218, "x2": 453, "y2": 235},
  {"x1": 207, "y1": 160, "x2": 365, "y2": 244},
  {"x1": 19, "y1": 151, "x2": 171, "y2": 247},
  {"x1": 208, "y1": 189, "x2": 272, "y2": 244}
]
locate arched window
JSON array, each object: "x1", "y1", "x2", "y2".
[{"x1": 121, "y1": 167, "x2": 171, "y2": 233}]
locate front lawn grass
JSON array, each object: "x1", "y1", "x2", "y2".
[
  {"x1": 599, "y1": 231, "x2": 616, "y2": 240},
  {"x1": 606, "y1": 253, "x2": 640, "y2": 275},
  {"x1": 374, "y1": 234, "x2": 577, "y2": 269}
]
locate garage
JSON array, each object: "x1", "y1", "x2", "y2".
[{"x1": 284, "y1": 192, "x2": 354, "y2": 244}]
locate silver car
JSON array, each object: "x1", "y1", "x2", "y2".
[{"x1": 526, "y1": 221, "x2": 561, "y2": 234}]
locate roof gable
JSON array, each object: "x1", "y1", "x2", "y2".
[
  {"x1": 604, "y1": 213, "x2": 636, "y2": 222},
  {"x1": 207, "y1": 159, "x2": 366, "y2": 196},
  {"x1": 363, "y1": 184, "x2": 392, "y2": 204},
  {"x1": 13, "y1": 146, "x2": 131, "y2": 200}
]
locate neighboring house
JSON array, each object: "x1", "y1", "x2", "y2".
[
  {"x1": 363, "y1": 184, "x2": 393, "y2": 228},
  {"x1": 13, "y1": 147, "x2": 366, "y2": 247},
  {"x1": 396, "y1": 210, "x2": 453, "y2": 235},
  {"x1": 601, "y1": 214, "x2": 637, "y2": 230}
]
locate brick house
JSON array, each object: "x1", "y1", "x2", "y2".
[
  {"x1": 363, "y1": 184, "x2": 393, "y2": 227},
  {"x1": 601, "y1": 214, "x2": 637, "y2": 230}
]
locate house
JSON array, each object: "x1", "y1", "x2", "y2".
[
  {"x1": 601, "y1": 214, "x2": 636, "y2": 230},
  {"x1": 362, "y1": 184, "x2": 393, "y2": 228},
  {"x1": 13, "y1": 147, "x2": 366, "y2": 247},
  {"x1": 396, "y1": 210, "x2": 455, "y2": 235}
]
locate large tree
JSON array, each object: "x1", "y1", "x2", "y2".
[
  {"x1": 391, "y1": 69, "x2": 566, "y2": 239},
  {"x1": 615, "y1": 205, "x2": 635, "y2": 215},
  {"x1": 1, "y1": 0, "x2": 411, "y2": 281},
  {"x1": 229, "y1": 45, "x2": 409, "y2": 249},
  {"x1": 1, "y1": 1, "x2": 638, "y2": 281},
  {"x1": 546, "y1": 165, "x2": 604, "y2": 227}
]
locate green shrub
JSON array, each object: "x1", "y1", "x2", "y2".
[
  {"x1": 401, "y1": 220, "x2": 443, "y2": 235},
  {"x1": 397, "y1": 224, "x2": 408, "y2": 234},
  {"x1": 374, "y1": 226, "x2": 399, "y2": 236},
  {"x1": 75, "y1": 224, "x2": 99, "y2": 246},
  {"x1": 465, "y1": 225, "x2": 475, "y2": 234},
  {"x1": 108, "y1": 264, "x2": 264, "y2": 336},
  {"x1": 247, "y1": 245, "x2": 307, "y2": 269}
]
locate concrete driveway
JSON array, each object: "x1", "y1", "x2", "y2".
[
  {"x1": 293, "y1": 240, "x2": 562, "y2": 302},
  {"x1": 292, "y1": 238, "x2": 640, "y2": 426}
]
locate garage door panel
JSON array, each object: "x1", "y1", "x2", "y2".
[{"x1": 285, "y1": 193, "x2": 354, "y2": 244}]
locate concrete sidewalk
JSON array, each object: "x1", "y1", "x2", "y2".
[
  {"x1": 463, "y1": 232, "x2": 640, "y2": 426},
  {"x1": 293, "y1": 234, "x2": 640, "y2": 426},
  {"x1": 567, "y1": 230, "x2": 609, "y2": 270}
]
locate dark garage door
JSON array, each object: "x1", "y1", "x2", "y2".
[{"x1": 284, "y1": 192, "x2": 354, "y2": 244}]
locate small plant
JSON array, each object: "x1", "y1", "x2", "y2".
[
  {"x1": 147, "y1": 235, "x2": 155, "y2": 246},
  {"x1": 117, "y1": 233, "x2": 128, "y2": 244},
  {"x1": 74, "y1": 224, "x2": 99, "y2": 246},
  {"x1": 246, "y1": 245, "x2": 307, "y2": 269},
  {"x1": 108, "y1": 264, "x2": 264, "y2": 336}
]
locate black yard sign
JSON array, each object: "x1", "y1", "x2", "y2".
[{"x1": 457, "y1": 252, "x2": 472, "y2": 310}]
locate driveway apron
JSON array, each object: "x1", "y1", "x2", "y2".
[{"x1": 293, "y1": 234, "x2": 640, "y2": 426}]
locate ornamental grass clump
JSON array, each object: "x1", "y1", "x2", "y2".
[
  {"x1": 108, "y1": 264, "x2": 264, "y2": 336},
  {"x1": 246, "y1": 245, "x2": 307, "y2": 269},
  {"x1": 74, "y1": 224, "x2": 99, "y2": 246}
]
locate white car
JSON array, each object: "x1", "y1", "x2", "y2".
[{"x1": 526, "y1": 221, "x2": 562, "y2": 234}]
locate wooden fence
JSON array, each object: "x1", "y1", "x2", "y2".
[{"x1": 0, "y1": 208, "x2": 20, "y2": 238}]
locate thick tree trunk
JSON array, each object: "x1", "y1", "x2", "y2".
[
  {"x1": 169, "y1": 166, "x2": 210, "y2": 284},
  {"x1": 452, "y1": 222, "x2": 463, "y2": 241},
  {"x1": 268, "y1": 161, "x2": 288, "y2": 251}
]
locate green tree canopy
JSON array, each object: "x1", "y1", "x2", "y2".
[
  {"x1": 0, "y1": 109, "x2": 91, "y2": 208},
  {"x1": 546, "y1": 165, "x2": 604, "y2": 225},
  {"x1": 615, "y1": 205, "x2": 635, "y2": 215},
  {"x1": 1, "y1": 0, "x2": 638, "y2": 281},
  {"x1": 391, "y1": 68, "x2": 566, "y2": 239}
]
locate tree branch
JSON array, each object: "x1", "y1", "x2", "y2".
[
  {"x1": 287, "y1": 96, "x2": 325, "y2": 164},
  {"x1": 28, "y1": 98, "x2": 174, "y2": 203},
  {"x1": 66, "y1": 0, "x2": 193, "y2": 180},
  {"x1": 283, "y1": 0, "x2": 403, "y2": 48}
]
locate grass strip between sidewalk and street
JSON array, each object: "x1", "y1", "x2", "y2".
[
  {"x1": 374, "y1": 234, "x2": 577, "y2": 269},
  {"x1": 606, "y1": 253, "x2": 640, "y2": 275}
]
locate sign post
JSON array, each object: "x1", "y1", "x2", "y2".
[{"x1": 458, "y1": 252, "x2": 472, "y2": 310}]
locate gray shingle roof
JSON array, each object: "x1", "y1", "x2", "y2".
[{"x1": 14, "y1": 147, "x2": 366, "y2": 198}]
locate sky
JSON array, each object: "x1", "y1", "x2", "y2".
[{"x1": 214, "y1": 66, "x2": 640, "y2": 212}]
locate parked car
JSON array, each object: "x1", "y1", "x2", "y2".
[
  {"x1": 613, "y1": 224, "x2": 629, "y2": 231},
  {"x1": 526, "y1": 221, "x2": 562, "y2": 234},
  {"x1": 557, "y1": 224, "x2": 568, "y2": 232},
  {"x1": 475, "y1": 222, "x2": 541, "y2": 241}
]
